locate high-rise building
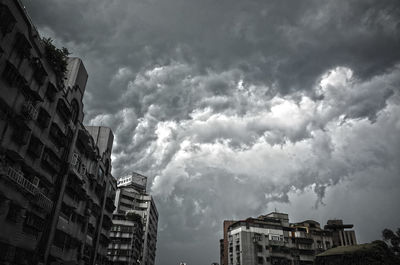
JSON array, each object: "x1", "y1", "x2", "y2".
[
  {"x1": 110, "y1": 173, "x2": 158, "y2": 265},
  {"x1": 0, "y1": 1, "x2": 116, "y2": 265},
  {"x1": 224, "y1": 212, "x2": 355, "y2": 265}
]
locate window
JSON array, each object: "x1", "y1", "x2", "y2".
[
  {"x1": 257, "y1": 257, "x2": 263, "y2": 264},
  {"x1": 0, "y1": 4, "x2": 16, "y2": 36},
  {"x1": 56, "y1": 99, "x2": 71, "y2": 122},
  {"x1": 45, "y1": 83, "x2": 57, "y2": 101},
  {"x1": 36, "y1": 108, "x2": 51, "y2": 129},
  {"x1": 257, "y1": 244, "x2": 263, "y2": 253},
  {"x1": 2, "y1": 60, "x2": 25, "y2": 87},
  {"x1": 31, "y1": 58, "x2": 47, "y2": 86},
  {"x1": 325, "y1": 241, "x2": 331, "y2": 249},
  {"x1": 27, "y1": 136, "x2": 44, "y2": 158},
  {"x1": 12, "y1": 122, "x2": 31, "y2": 145},
  {"x1": 14, "y1": 32, "x2": 31, "y2": 59},
  {"x1": 49, "y1": 122, "x2": 67, "y2": 149},
  {"x1": 70, "y1": 99, "x2": 79, "y2": 124},
  {"x1": 53, "y1": 230, "x2": 71, "y2": 251},
  {"x1": 23, "y1": 211, "x2": 45, "y2": 235},
  {"x1": 6, "y1": 202, "x2": 21, "y2": 222}
]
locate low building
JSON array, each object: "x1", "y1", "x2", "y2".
[
  {"x1": 324, "y1": 219, "x2": 357, "y2": 247},
  {"x1": 226, "y1": 212, "x2": 354, "y2": 265}
]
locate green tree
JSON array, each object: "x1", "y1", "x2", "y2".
[
  {"x1": 42, "y1": 37, "x2": 70, "y2": 87},
  {"x1": 382, "y1": 228, "x2": 400, "y2": 255}
]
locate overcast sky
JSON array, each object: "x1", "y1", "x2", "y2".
[{"x1": 22, "y1": 0, "x2": 400, "y2": 264}]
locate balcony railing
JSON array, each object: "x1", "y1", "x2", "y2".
[
  {"x1": 5, "y1": 166, "x2": 53, "y2": 212},
  {"x1": 22, "y1": 101, "x2": 38, "y2": 120},
  {"x1": 33, "y1": 192, "x2": 53, "y2": 212},
  {"x1": 6, "y1": 166, "x2": 36, "y2": 195}
]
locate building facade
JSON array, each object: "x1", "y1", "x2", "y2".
[
  {"x1": 108, "y1": 212, "x2": 143, "y2": 265},
  {"x1": 0, "y1": 1, "x2": 116, "y2": 265},
  {"x1": 323, "y1": 220, "x2": 357, "y2": 247},
  {"x1": 226, "y1": 213, "x2": 354, "y2": 265},
  {"x1": 220, "y1": 220, "x2": 236, "y2": 265},
  {"x1": 109, "y1": 173, "x2": 158, "y2": 265}
]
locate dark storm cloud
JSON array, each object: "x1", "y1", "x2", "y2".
[{"x1": 22, "y1": 0, "x2": 400, "y2": 264}]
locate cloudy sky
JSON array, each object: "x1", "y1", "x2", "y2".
[{"x1": 23, "y1": 0, "x2": 400, "y2": 264}]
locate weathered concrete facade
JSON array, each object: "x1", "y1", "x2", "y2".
[
  {"x1": 225, "y1": 213, "x2": 352, "y2": 265},
  {"x1": 0, "y1": 1, "x2": 116, "y2": 265}
]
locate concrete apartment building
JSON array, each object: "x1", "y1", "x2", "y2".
[
  {"x1": 0, "y1": 1, "x2": 116, "y2": 265},
  {"x1": 108, "y1": 212, "x2": 144, "y2": 265},
  {"x1": 109, "y1": 173, "x2": 158, "y2": 265},
  {"x1": 224, "y1": 213, "x2": 356, "y2": 265}
]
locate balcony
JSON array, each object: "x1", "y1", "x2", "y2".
[
  {"x1": 6, "y1": 166, "x2": 36, "y2": 195},
  {"x1": 269, "y1": 240, "x2": 285, "y2": 247},
  {"x1": 33, "y1": 192, "x2": 53, "y2": 212},
  {"x1": 294, "y1": 237, "x2": 314, "y2": 245},
  {"x1": 22, "y1": 101, "x2": 38, "y2": 120},
  {"x1": 5, "y1": 166, "x2": 53, "y2": 211}
]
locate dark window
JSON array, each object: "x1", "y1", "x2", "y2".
[
  {"x1": 6, "y1": 202, "x2": 21, "y2": 222},
  {"x1": 70, "y1": 99, "x2": 79, "y2": 124},
  {"x1": 45, "y1": 83, "x2": 58, "y2": 101},
  {"x1": 14, "y1": 32, "x2": 32, "y2": 59},
  {"x1": 49, "y1": 122, "x2": 66, "y2": 149},
  {"x1": 257, "y1": 257, "x2": 263, "y2": 264},
  {"x1": 36, "y1": 108, "x2": 51, "y2": 129},
  {"x1": 31, "y1": 58, "x2": 47, "y2": 86},
  {"x1": 257, "y1": 244, "x2": 263, "y2": 252},
  {"x1": 325, "y1": 241, "x2": 331, "y2": 249},
  {"x1": 53, "y1": 230, "x2": 71, "y2": 250},
  {"x1": 23, "y1": 211, "x2": 45, "y2": 235},
  {"x1": 41, "y1": 147, "x2": 62, "y2": 173},
  {"x1": 0, "y1": 4, "x2": 16, "y2": 36},
  {"x1": 56, "y1": 99, "x2": 71, "y2": 122},
  {"x1": 27, "y1": 135, "x2": 44, "y2": 158},
  {"x1": 12, "y1": 122, "x2": 31, "y2": 145},
  {"x1": 2, "y1": 61, "x2": 25, "y2": 87}
]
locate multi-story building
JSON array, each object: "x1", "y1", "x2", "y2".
[
  {"x1": 110, "y1": 173, "x2": 158, "y2": 265},
  {"x1": 0, "y1": 1, "x2": 116, "y2": 265},
  {"x1": 225, "y1": 212, "x2": 353, "y2": 265},
  {"x1": 108, "y1": 212, "x2": 144, "y2": 265},
  {"x1": 220, "y1": 220, "x2": 236, "y2": 265},
  {"x1": 323, "y1": 219, "x2": 357, "y2": 247}
]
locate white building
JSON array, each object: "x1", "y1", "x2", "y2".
[{"x1": 113, "y1": 173, "x2": 158, "y2": 265}]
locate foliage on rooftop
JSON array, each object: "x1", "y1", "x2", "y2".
[{"x1": 42, "y1": 37, "x2": 70, "y2": 87}]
